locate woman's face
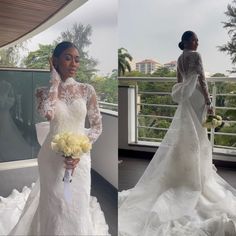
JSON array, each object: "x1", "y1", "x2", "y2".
[
  {"x1": 54, "y1": 47, "x2": 80, "y2": 80},
  {"x1": 185, "y1": 34, "x2": 198, "y2": 51}
]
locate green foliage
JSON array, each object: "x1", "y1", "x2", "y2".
[
  {"x1": 211, "y1": 73, "x2": 226, "y2": 77},
  {"x1": 90, "y1": 70, "x2": 118, "y2": 104},
  {"x1": 0, "y1": 42, "x2": 27, "y2": 67},
  {"x1": 23, "y1": 44, "x2": 54, "y2": 69},
  {"x1": 23, "y1": 23, "x2": 98, "y2": 82},
  {"x1": 215, "y1": 124, "x2": 236, "y2": 147},
  {"x1": 152, "y1": 67, "x2": 176, "y2": 77},
  {"x1": 55, "y1": 23, "x2": 98, "y2": 81},
  {"x1": 21, "y1": 23, "x2": 116, "y2": 105},
  {"x1": 136, "y1": 67, "x2": 236, "y2": 149},
  {"x1": 219, "y1": 0, "x2": 236, "y2": 72},
  {"x1": 118, "y1": 48, "x2": 133, "y2": 76},
  {"x1": 56, "y1": 23, "x2": 92, "y2": 58},
  {"x1": 206, "y1": 79, "x2": 236, "y2": 148},
  {"x1": 125, "y1": 70, "x2": 146, "y2": 77},
  {"x1": 136, "y1": 67, "x2": 177, "y2": 141}
]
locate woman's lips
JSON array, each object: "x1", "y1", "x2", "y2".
[{"x1": 69, "y1": 69, "x2": 76, "y2": 73}]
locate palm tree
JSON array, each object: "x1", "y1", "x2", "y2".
[
  {"x1": 118, "y1": 48, "x2": 133, "y2": 76},
  {"x1": 219, "y1": 0, "x2": 236, "y2": 72}
]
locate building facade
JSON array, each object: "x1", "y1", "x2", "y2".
[
  {"x1": 136, "y1": 59, "x2": 162, "y2": 74},
  {"x1": 163, "y1": 61, "x2": 177, "y2": 71}
]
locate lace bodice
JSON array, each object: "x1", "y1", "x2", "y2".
[
  {"x1": 177, "y1": 50, "x2": 211, "y2": 104},
  {"x1": 36, "y1": 70, "x2": 102, "y2": 143}
]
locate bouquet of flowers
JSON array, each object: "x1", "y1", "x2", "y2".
[
  {"x1": 51, "y1": 132, "x2": 91, "y2": 182},
  {"x1": 202, "y1": 115, "x2": 222, "y2": 129}
]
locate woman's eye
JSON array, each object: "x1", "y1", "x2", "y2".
[
  {"x1": 75, "y1": 58, "x2": 80, "y2": 63},
  {"x1": 65, "y1": 55, "x2": 72, "y2": 61}
]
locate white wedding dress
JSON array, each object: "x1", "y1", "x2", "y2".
[
  {"x1": 119, "y1": 50, "x2": 236, "y2": 236},
  {"x1": 0, "y1": 73, "x2": 109, "y2": 235}
]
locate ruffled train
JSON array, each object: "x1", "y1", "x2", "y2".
[
  {"x1": 119, "y1": 169, "x2": 236, "y2": 236},
  {"x1": 0, "y1": 183, "x2": 109, "y2": 235}
]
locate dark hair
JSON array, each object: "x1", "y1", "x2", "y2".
[
  {"x1": 52, "y1": 41, "x2": 78, "y2": 58},
  {"x1": 178, "y1": 31, "x2": 195, "y2": 50}
]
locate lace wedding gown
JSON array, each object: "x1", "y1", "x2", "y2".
[
  {"x1": 1, "y1": 71, "x2": 109, "y2": 235},
  {"x1": 119, "y1": 50, "x2": 236, "y2": 236}
]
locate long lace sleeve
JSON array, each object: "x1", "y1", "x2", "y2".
[
  {"x1": 36, "y1": 69, "x2": 60, "y2": 120},
  {"x1": 86, "y1": 84, "x2": 102, "y2": 143},
  {"x1": 177, "y1": 66, "x2": 183, "y2": 83},
  {"x1": 195, "y1": 53, "x2": 211, "y2": 105}
]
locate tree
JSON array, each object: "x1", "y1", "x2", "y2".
[
  {"x1": 211, "y1": 73, "x2": 225, "y2": 77},
  {"x1": 207, "y1": 73, "x2": 236, "y2": 148},
  {"x1": 91, "y1": 70, "x2": 118, "y2": 104},
  {"x1": 56, "y1": 23, "x2": 92, "y2": 58},
  {"x1": 125, "y1": 70, "x2": 146, "y2": 77},
  {"x1": 56, "y1": 23, "x2": 98, "y2": 82},
  {"x1": 23, "y1": 23, "x2": 98, "y2": 82},
  {"x1": 137, "y1": 67, "x2": 176, "y2": 141},
  {"x1": 219, "y1": 0, "x2": 236, "y2": 72},
  {"x1": 118, "y1": 48, "x2": 132, "y2": 76},
  {"x1": 23, "y1": 44, "x2": 54, "y2": 69},
  {"x1": 210, "y1": 73, "x2": 227, "y2": 107},
  {"x1": 0, "y1": 42, "x2": 28, "y2": 67},
  {"x1": 152, "y1": 67, "x2": 176, "y2": 77}
]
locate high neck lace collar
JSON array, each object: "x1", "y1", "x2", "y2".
[
  {"x1": 183, "y1": 49, "x2": 196, "y2": 53},
  {"x1": 60, "y1": 77, "x2": 75, "y2": 86}
]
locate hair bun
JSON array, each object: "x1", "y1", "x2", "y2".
[{"x1": 178, "y1": 41, "x2": 184, "y2": 50}]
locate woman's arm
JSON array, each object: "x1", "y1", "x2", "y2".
[
  {"x1": 86, "y1": 84, "x2": 102, "y2": 143},
  {"x1": 177, "y1": 66, "x2": 183, "y2": 83},
  {"x1": 196, "y1": 53, "x2": 211, "y2": 105},
  {"x1": 36, "y1": 66, "x2": 60, "y2": 121}
]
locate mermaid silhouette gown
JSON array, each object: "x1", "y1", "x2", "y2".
[
  {"x1": 0, "y1": 69, "x2": 109, "y2": 235},
  {"x1": 119, "y1": 50, "x2": 236, "y2": 236}
]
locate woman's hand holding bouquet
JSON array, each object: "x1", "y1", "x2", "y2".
[
  {"x1": 203, "y1": 105, "x2": 223, "y2": 129},
  {"x1": 51, "y1": 132, "x2": 92, "y2": 182}
]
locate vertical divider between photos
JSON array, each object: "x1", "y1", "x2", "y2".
[
  {"x1": 134, "y1": 83, "x2": 138, "y2": 143},
  {"x1": 210, "y1": 82, "x2": 217, "y2": 148}
]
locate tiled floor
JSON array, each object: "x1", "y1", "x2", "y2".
[{"x1": 119, "y1": 156, "x2": 236, "y2": 191}]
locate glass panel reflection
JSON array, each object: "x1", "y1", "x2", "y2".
[{"x1": 0, "y1": 69, "x2": 50, "y2": 162}]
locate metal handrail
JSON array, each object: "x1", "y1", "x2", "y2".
[
  {"x1": 99, "y1": 101, "x2": 118, "y2": 107},
  {"x1": 119, "y1": 76, "x2": 236, "y2": 82},
  {"x1": 119, "y1": 76, "x2": 236, "y2": 153},
  {"x1": 98, "y1": 101, "x2": 118, "y2": 111}
]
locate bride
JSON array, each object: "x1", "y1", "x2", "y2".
[
  {"x1": 118, "y1": 31, "x2": 236, "y2": 236},
  {"x1": 3, "y1": 41, "x2": 109, "y2": 235}
]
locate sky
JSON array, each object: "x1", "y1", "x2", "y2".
[
  {"x1": 26, "y1": 0, "x2": 117, "y2": 75},
  {"x1": 119, "y1": 0, "x2": 234, "y2": 76}
]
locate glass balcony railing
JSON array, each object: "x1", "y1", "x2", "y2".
[
  {"x1": 119, "y1": 76, "x2": 236, "y2": 155},
  {"x1": 0, "y1": 68, "x2": 117, "y2": 163},
  {"x1": 99, "y1": 101, "x2": 118, "y2": 111}
]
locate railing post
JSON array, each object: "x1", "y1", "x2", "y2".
[
  {"x1": 134, "y1": 83, "x2": 138, "y2": 143},
  {"x1": 210, "y1": 82, "x2": 217, "y2": 148}
]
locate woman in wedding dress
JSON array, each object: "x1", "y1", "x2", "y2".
[
  {"x1": 3, "y1": 41, "x2": 109, "y2": 235},
  {"x1": 118, "y1": 31, "x2": 236, "y2": 236}
]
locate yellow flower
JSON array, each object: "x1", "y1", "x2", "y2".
[
  {"x1": 202, "y1": 114, "x2": 222, "y2": 129},
  {"x1": 51, "y1": 132, "x2": 92, "y2": 159},
  {"x1": 216, "y1": 115, "x2": 222, "y2": 121}
]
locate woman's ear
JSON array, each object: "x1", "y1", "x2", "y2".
[{"x1": 52, "y1": 56, "x2": 58, "y2": 70}]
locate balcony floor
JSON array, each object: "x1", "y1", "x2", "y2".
[
  {"x1": 91, "y1": 170, "x2": 117, "y2": 236},
  {"x1": 119, "y1": 156, "x2": 236, "y2": 191}
]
